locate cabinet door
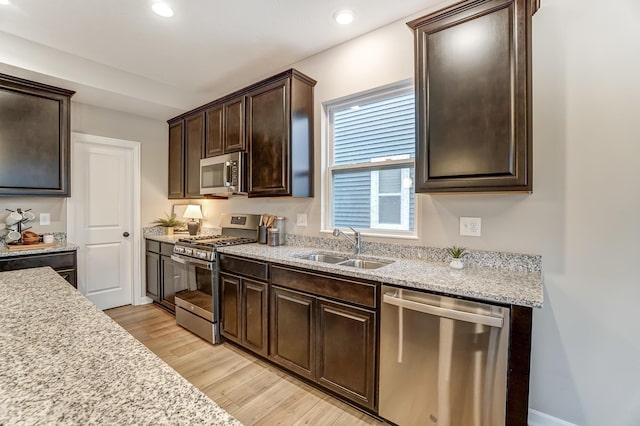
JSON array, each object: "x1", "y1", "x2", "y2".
[
  {"x1": 223, "y1": 96, "x2": 245, "y2": 152},
  {"x1": 246, "y1": 78, "x2": 290, "y2": 197},
  {"x1": 242, "y1": 278, "x2": 268, "y2": 357},
  {"x1": 270, "y1": 286, "x2": 315, "y2": 380},
  {"x1": 316, "y1": 298, "x2": 376, "y2": 410},
  {"x1": 220, "y1": 273, "x2": 241, "y2": 343},
  {"x1": 0, "y1": 74, "x2": 73, "y2": 196},
  {"x1": 409, "y1": 0, "x2": 531, "y2": 192},
  {"x1": 145, "y1": 251, "x2": 160, "y2": 301},
  {"x1": 160, "y1": 255, "x2": 176, "y2": 312},
  {"x1": 168, "y1": 120, "x2": 185, "y2": 198},
  {"x1": 185, "y1": 112, "x2": 204, "y2": 198},
  {"x1": 205, "y1": 104, "x2": 224, "y2": 157}
]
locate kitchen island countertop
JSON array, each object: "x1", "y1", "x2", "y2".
[{"x1": 0, "y1": 267, "x2": 240, "y2": 425}]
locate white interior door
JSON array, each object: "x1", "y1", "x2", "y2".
[{"x1": 69, "y1": 133, "x2": 140, "y2": 310}]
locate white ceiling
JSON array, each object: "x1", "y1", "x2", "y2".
[{"x1": 0, "y1": 0, "x2": 442, "y2": 120}]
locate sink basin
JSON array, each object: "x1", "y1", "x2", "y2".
[
  {"x1": 294, "y1": 252, "x2": 394, "y2": 270},
  {"x1": 296, "y1": 253, "x2": 349, "y2": 264},
  {"x1": 337, "y1": 259, "x2": 393, "y2": 270}
]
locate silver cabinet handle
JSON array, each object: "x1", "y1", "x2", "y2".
[{"x1": 383, "y1": 292, "x2": 503, "y2": 328}]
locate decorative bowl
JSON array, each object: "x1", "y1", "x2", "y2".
[{"x1": 22, "y1": 231, "x2": 40, "y2": 245}]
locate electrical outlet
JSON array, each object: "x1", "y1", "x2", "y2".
[
  {"x1": 40, "y1": 213, "x2": 51, "y2": 226},
  {"x1": 296, "y1": 213, "x2": 308, "y2": 227},
  {"x1": 460, "y1": 217, "x2": 481, "y2": 237}
]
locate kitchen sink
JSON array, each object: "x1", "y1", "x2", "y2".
[
  {"x1": 337, "y1": 259, "x2": 393, "y2": 270},
  {"x1": 296, "y1": 253, "x2": 349, "y2": 264},
  {"x1": 295, "y1": 252, "x2": 393, "y2": 270}
]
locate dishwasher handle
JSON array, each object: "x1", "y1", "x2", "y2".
[{"x1": 383, "y1": 292, "x2": 503, "y2": 328}]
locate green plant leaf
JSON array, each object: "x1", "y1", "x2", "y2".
[
  {"x1": 151, "y1": 212, "x2": 184, "y2": 227},
  {"x1": 447, "y1": 246, "x2": 467, "y2": 259}
]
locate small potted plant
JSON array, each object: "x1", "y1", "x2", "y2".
[
  {"x1": 151, "y1": 213, "x2": 184, "y2": 236},
  {"x1": 447, "y1": 246, "x2": 467, "y2": 270}
]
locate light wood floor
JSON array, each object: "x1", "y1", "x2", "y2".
[{"x1": 106, "y1": 303, "x2": 384, "y2": 426}]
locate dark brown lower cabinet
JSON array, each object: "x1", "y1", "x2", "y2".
[
  {"x1": 316, "y1": 298, "x2": 376, "y2": 410},
  {"x1": 270, "y1": 286, "x2": 315, "y2": 380},
  {"x1": 220, "y1": 273, "x2": 241, "y2": 342},
  {"x1": 145, "y1": 239, "x2": 176, "y2": 312},
  {"x1": 145, "y1": 251, "x2": 160, "y2": 301},
  {"x1": 0, "y1": 250, "x2": 77, "y2": 287},
  {"x1": 269, "y1": 266, "x2": 378, "y2": 411},
  {"x1": 220, "y1": 272, "x2": 268, "y2": 357}
]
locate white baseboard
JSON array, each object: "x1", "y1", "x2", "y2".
[
  {"x1": 136, "y1": 296, "x2": 153, "y2": 305},
  {"x1": 529, "y1": 409, "x2": 579, "y2": 426}
]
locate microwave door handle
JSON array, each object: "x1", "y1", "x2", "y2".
[{"x1": 225, "y1": 161, "x2": 232, "y2": 187}]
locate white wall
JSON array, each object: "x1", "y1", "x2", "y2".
[
  {"x1": 0, "y1": 197, "x2": 67, "y2": 233},
  {"x1": 206, "y1": 0, "x2": 640, "y2": 424}
]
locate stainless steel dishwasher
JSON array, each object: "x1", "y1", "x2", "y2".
[{"x1": 379, "y1": 286, "x2": 510, "y2": 426}]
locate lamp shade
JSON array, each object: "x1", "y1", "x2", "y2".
[{"x1": 183, "y1": 205, "x2": 203, "y2": 220}]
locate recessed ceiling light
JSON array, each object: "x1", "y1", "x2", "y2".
[
  {"x1": 334, "y1": 9, "x2": 354, "y2": 25},
  {"x1": 152, "y1": 2, "x2": 174, "y2": 18},
  {"x1": 0, "y1": 0, "x2": 12, "y2": 6}
]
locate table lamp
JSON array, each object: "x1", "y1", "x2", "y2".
[{"x1": 183, "y1": 205, "x2": 203, "y2": 236}]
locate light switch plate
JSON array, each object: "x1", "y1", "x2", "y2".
[
  {"x1": 40, "y1": 213, "x2": 51, "y2": 226},
  {"x1": 460, "y1": 217, "x2": 481, "y2": 237},
  {"x1": 296, "y1": 213, "x2": 307, "y2": 227}
]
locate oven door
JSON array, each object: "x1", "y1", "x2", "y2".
[{"x1": 171, "y1": 255, "x2": 217, "y2": 323}]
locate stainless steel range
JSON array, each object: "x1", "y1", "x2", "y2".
[{"x1": 171, "y1": 213, "x2": 259, "y2": 344}]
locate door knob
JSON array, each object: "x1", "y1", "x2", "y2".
[{"x1": 123, "y1": 232, "x2": 130, "y2": 237}]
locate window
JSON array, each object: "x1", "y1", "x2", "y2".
[{"x1": 324, "y1": 81, "x2": 415, "y2": 236}]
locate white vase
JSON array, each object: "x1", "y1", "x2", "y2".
[{"x1": 449, "y1": 259, "x2": 464, "y2": 270}]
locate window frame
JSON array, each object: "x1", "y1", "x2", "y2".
[{"x1": 322, "y1": 79, "x2": 417, "y2": 239}]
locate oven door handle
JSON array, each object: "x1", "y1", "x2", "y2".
[{"x1": 170, "y1": 254, "x2": 214, "y2": 270}]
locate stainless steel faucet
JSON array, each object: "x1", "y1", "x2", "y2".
[{"x1": 333, "y1": 226, "x2": 361, "y2": 255}]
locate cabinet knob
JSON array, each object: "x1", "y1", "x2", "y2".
[{"x1": 123, "y1": 232, "x2": 130, "y2": 237}]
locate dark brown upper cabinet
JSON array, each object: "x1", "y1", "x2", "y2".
[
  {"x1": 168, "y1": 120, "x2": 185, "y2": 199},
  {"x1": 205, "y1": 96, "x2": 245, "y2": 157},
  {"x1": 167, "y1": 68, "x2": 315, "y2": 199},
  {"x1": 0, "y1": 73, "x2": 74, "y2": 196},
  {"x1": 184, "y1": 112, "x2": 205, "y2": 198},
  {"x1": 408, "y1": 0, "x2": 535, "y2": 193},
  {"x1": 246, "y1": 70, "x2": 315, "y2": 198},
  {"x1": 167, "y1": 111, "x2": 204, "y2": 199}
]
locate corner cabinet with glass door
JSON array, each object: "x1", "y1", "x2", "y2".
[{"x1": 325, "y1": 81, "x2": 416, "y2": 236}]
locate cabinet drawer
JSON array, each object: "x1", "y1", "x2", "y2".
[
  {"x1": 0, "y1": 252, "x2": 76, "y2": 272},
  {"x1": 220, "y1": 254, "x2": 268, "y2": 281},
  {"x1": 160, "y1": 242, "x2": 174, "y2": 256},
  {"x1": 146, "y1": 240, "x2": 160, "y2": 253},
  {"x1": 271, "y1": 266, "x2": 376, "y2": 308}
]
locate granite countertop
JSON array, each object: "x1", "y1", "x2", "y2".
[
  {"x1": 145, "y1": 234, "x2": 184, "y2": 243},
  {"x1": 0, "y1": 241, "x2": 79, "y2": 258},
  {"x1": 0, "y1": 267, "x2": 240, "y2": 425},
  {"x1": 217, "y1": 244, "x2": 543, "y2": 308}
]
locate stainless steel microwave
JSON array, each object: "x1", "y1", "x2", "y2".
[{"x1": 199, "y1": 152, "x2": 246, "y2": 196}]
